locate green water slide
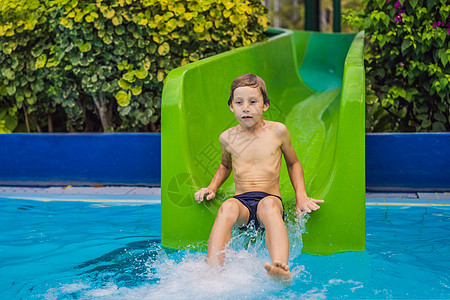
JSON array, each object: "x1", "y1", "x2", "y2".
[{"x1": 161, "y1": 28, "x2": 365, "y2": 255}]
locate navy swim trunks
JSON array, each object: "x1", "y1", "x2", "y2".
[{"x1": 233, "y1": 191, "x2": 284, "y2": 230}]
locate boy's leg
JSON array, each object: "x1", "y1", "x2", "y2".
[
  {"x1": 207, "y1": 198, "x2": 249, "y2": 266},
  {"x1": 256, "y1": 196, "x2": 290, "y2": 278}
]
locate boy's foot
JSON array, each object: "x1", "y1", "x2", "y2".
[{"x1": 264, "y1": 261, "x2": 291, "y2": 282}]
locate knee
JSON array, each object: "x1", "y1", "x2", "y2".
[
  {"x1": 258, "y1": 197, "x2": 282, "y2": 218},
  {"x1": 217, "y1": 200, "x2": 239, "y2": 222}
]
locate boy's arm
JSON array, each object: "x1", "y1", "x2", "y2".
[
  {"x1": 279, "y1": 124, "x2": 324, "y2": 214},
  {"x1": 195, "y1": 133, "x2": 232, "y2": 203}
]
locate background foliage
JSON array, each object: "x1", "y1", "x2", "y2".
[
  {"x1": 344, "y1": 0, "x2": 450, "y2": 132},
  {"x1": 264, "y1": 0, "x2": 363, "y2": 32},
  {"x1": 0, "y1": 0, "x2": 269, "y2": 132}
]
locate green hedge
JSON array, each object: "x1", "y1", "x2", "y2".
[
  {"x1": 0, "y1": 0, "x2": 269, "y2": 132},
  {"x1": 344, "y1": 0, "x2": 450, "y2": 132}
]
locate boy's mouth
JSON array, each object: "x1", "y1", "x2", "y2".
[{"x1": 242, "y1": 116, "x2": 252, "y2": 119}]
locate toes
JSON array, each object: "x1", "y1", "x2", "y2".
[
  {"x1": 273, "y1": 260, "x2": 289, "y2": 269},
  {"x1": 264, "y1": 261, "x2": 289, "y2": 271},
  {"x1": 273, "y1": 261, "x2": 282, "y2": 267},
  {"x1": 264, "y1": 262, "x2": 272, "y2": 271}
]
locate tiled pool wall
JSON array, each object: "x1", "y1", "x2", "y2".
[
  {"x1": 366, "y1": 133, "x2": 450, "y2": 192},
  {"x1": 0, "y1": 133, "x2": 160, "y2": 186}
]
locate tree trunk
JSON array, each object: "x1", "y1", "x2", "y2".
[
  {"x1": 23, "y1": 106, "x2": 30, "y2": 133},
  {"x1": 80, "y1": 100, "x2": 93, "y2": 132},
  {"x1": 92, "y1": 93, "x2": 113, "y2": 132},
  {"x1": 31, "y1": 115, "x2": 42, "y2": 133},
  {"x1": 47, "y1": 113, "x2": 53, "y2": 132}
]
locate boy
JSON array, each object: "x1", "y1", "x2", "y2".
[{"x1": 194, "y1": 74, "x2": 323, "y2": 280}]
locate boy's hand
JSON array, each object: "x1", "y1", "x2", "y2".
[
  {"x1": 194, "y1": 188, "x2": 216, "y2": 203},
  {"x1": 296, "y1": 195, "x2": 324, "y2": 215}
]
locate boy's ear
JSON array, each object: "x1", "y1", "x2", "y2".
[
  {"x1": 229, "y1": 103, "x2": 234, "y2": 112},
  {"x1": 263, "y1": 103, "x2": 269, "y2": 112}
]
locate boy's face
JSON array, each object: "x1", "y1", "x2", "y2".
[{"x1": 229, "y1": 86, "x2": 269, "y2": 129}]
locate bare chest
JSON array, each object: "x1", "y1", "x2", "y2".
[{"x1": 227, "y1": 133, "x2": 281, "y2": 162}]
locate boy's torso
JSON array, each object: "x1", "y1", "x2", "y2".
[{"x1": 222, "y1": 120, "x2": 283, "y2": 196}]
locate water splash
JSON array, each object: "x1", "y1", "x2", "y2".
[
  {"x1": 40, "y1": 213, "x2": 312, "y2": 299},
  {"x1": 139, "y1": 214, "x2": 311, "y2": 299}
]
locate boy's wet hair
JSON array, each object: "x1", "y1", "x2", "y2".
[{"x1": 228, "y1": 74, "x2": 270, "y2": 106}]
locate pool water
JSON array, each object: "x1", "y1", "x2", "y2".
[{"x1": 1, "y1": 198, "x2": 449, "y2": 299}]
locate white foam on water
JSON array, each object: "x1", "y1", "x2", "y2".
[
  {"x1": 41, "y1": 213, "x2": 319, "y2": 299},
  {"x1": 42, "y1": 282, "x2": 91, "y2": 299}
]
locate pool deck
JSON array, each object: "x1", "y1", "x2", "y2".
[
  {"x1": 0, "y1": 186, "x2": 449, "y2": 206},
  {"x1": 0, "y1": 186, "x2": 161, "y2": 203},
  {"x1": 366, "y1": 192, "x2": 450, "y2": 206}
]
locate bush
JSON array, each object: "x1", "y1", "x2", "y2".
[
  {"x1": 0, "y1": 0, "x2": 269, "y2": 132},
  {"x1": 343, "y1": 0, "x2": 450, "y2": 132}
]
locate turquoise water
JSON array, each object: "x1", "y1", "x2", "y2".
[{"x1": 0, "y1": 198, "x2": 449, "y2": 299}]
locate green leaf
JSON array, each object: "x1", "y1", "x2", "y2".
[
  {"x1": 421, "y1": 119, "x2": 431, "y2": 128},
  {"x1": 104, "y1": 9, "x2": 115, "y2": 19},
  {"x1": 11, "y1": 58, "x2": 18, "y2": 69},
  {"x1": 224, "y1": 1, "x2": 235, "y2": 10},
  {"x1": 166, "y1": 18, "x2": 177, "y2": 31},
  {"x1": 120, "y1": 105, "x2": 132, "y2": 116},
  {"x1": 375, "y1": 68, "x2": 385, "y2": 78},
  {"x1": 3, "y1": 68, "x2": 14, "y2": 80},
  {"x1": 432, "y1": 121, "x2": 446, "y2": 132},
  {"x1": 101, "y1": 82, "x2": 111, "y2": 92},
  {"x1": 131, "y1": 85, "x2": 142, "y2": 95},
  {"x1": 405, "y1": 88, "x2": 419, "y2": 102},
  {"x1": 437, "y1": 103, "x2": 447, "y2": 112},
  {"x1": 401, "y1": 39, "x2": 410, "y2": 54},
  {"x1": 433, "y1": 112, "x2": 447, "y2": 123},
  {"x1": 0, "y1": 108, "x2": 6, "y2": 120},
  {"x1": 409, "y1": 0, "x2": 418, "y2": 8},
  {"x1": 46, "y1": 56, "x2": 60, "y2": 67},
  {"x1": 150, "y1": 115, "x2": 159, "y2": 123},
  {"x1": 85, "y1": 14, "x2": 94, "y2": 23},
  {"x1": 116, "y1": 90, "x2": 131, "y2": 106},
  {"x1": 135, "y1": 67, "x2": 148, "y2": 79},
  {"x1": 35, "y1": 54, "x2": 47, "y2": 68},
  {"x1": 382, "y1": 14, "x2": 390, "y2": 27},
  {"x1": 27, "y1": 94, "x2": 37, "y2": 105},
  {"x1": 158, "y1": 42, "x2": 170, "y2": 56},
  {"x1": 440, "y1": 77, "x2": 448, "y2": 88},
  {"x1": 438, "y1": 49, "x2": 448, "y2": 67},
  {"x1": 103, "y1": 35, "x2": 113, "y2": 45},
  {"x1": 229, "y1": 15, "x2": 240, "y2": 24},
  {"x1": 15, "y1": 93, "x2": 24, "y2": 102},
  {"x1": 157, "y1": 69, "x2": 165, "y2": 82},
  {"x1": 6, "y1": 85, "x2": 16, "y2": 96},
  {"x1": 112, "y1": 15, "x2": 122, "y2": 26},
  {"x1": 416, "y1": 114, "x2": 428, "y2": 121},
  {"x1": 5, "y1": 114, "x2": 18, "y2": 131},
  {"x1": 123, "y1": 71, "x2": 136, "y2": 83},
  {"x1": 78, "y1": 42, "x2": 92, "y2": 52},
  {"x1": 147, "y1": 43, "x2": 157, "y2": 54},
  {"x1": 118, "y1": 79, "x2": 131, "y2": 89},
  {"x1": 115, "y1": 25, "x2": 125, "y2": 35}
]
